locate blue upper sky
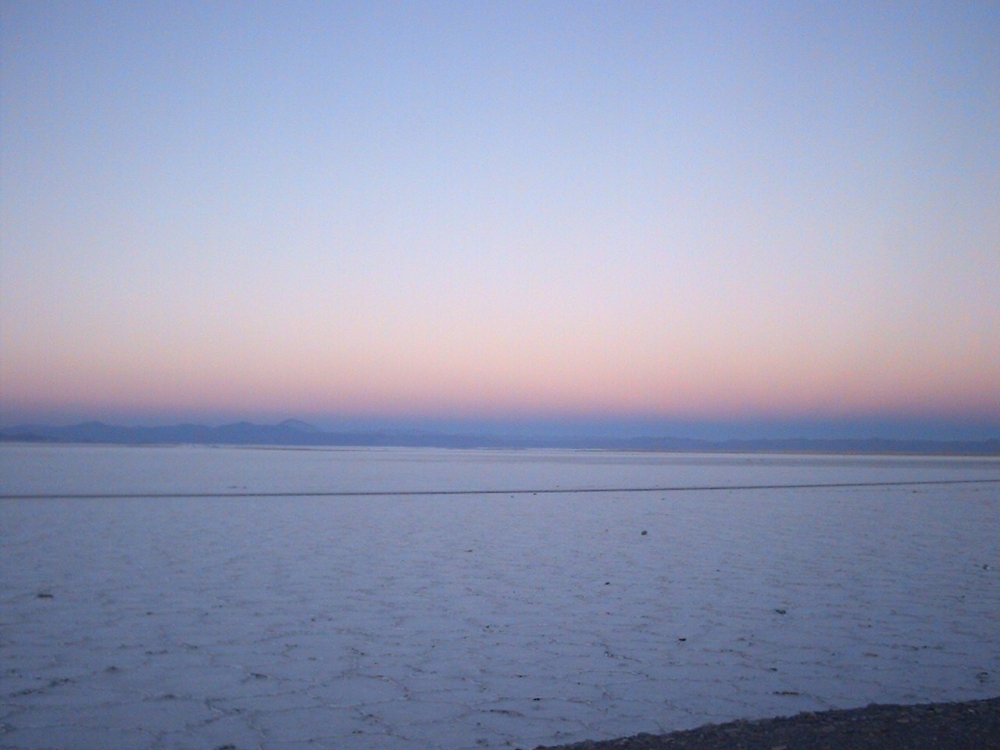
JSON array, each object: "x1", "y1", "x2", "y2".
[{"x1": 1, "y1": 2, "x2": 998, "y2": 439}]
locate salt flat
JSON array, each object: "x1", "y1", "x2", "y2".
[{"x1": 1, "y1": 446, "x2": 998, "y2": 749}]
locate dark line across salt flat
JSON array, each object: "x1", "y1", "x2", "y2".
[{"x1": 2, "y1": 477, "x2": 998, "y2": 499}]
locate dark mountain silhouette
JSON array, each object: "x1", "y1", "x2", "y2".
[
  {"x1": 1, "y1": 421, "x2": 997, "y2": 454},
  {"x1": 277, "y1": 418, "x2": 322, "y2": 433}
]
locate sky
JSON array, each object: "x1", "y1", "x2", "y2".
[{"x1": 1, "y1": 1, "x2": 998, "y2": 440}]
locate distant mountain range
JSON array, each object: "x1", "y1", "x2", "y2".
[{"x1": 2, "y1": 420, "x2": 998, "y2": 455}]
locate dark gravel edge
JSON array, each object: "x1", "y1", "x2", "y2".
[{"x1": 532, "y1": 696, "x2": 1000, "y2": 750}]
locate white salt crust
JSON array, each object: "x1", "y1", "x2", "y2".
[{"x1": 1, "y1": 446, "x2": 998, "y2": 749}]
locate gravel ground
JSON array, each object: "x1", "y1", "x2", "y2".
[{"x1": 533, "y1": 697, "x2": 1000, "y2": 750}]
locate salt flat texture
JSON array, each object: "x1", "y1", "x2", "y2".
[{"x1": 1, "y1": 446, "x2": 998, "y2": 750}]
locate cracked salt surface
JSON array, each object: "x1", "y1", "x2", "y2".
[{"x1": 1, "y1": 446, "x2": 998, "y2": 749}]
